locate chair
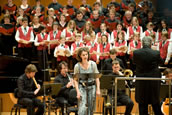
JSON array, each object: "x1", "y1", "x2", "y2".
[
  {"x1": 10, "y1": 104, "x2": 26, "y2": 115},
  {"x1": 52, "y1": 89, "x2": 78, "y2": 115},
  {"x1": 10, "y1": 88, "x2": 27, "y2": 115}
]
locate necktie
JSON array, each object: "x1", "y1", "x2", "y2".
[
  {"x1": 134, "y1": 26, "x2": 137, "y2": 32},
  {"x1": 77, "y1": 43, "x2": 80, "y2": 47},
  {"x1": 162, "y1": 41, "x2": 165, "y2": 46},
  {"x1": 61, "y1": 44, "x2": 64, "y2": 47},
  {"x1": 103, "y1": 43, "x2": 106, "y2": 48},
  {"x1": 135, "y1": 41, "x2": 138, "y2": 47},
  {"x1": 54, "y1": 31, "x2": 56, "y2": 38},
  {"x1": 162, "y1": 29, "x2": 167, "y2": 32},
  {"x1": 24, "y1": 28, "x2": 27, "y2": 35},
  {"x1": 42, "y1": 33, "x2": 44, "y2": 39}
]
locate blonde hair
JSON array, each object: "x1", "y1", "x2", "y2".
[
  {"x1": 131, "y1": 17, "x2": 139, "y2": 26},
  {"x1": 134, "y1": 32, "x2": 140, "y2": 37},
  {"x1": 83, "y1": 21, "x2": 93, "y2": 34},
  {"x1": 48, "y1": 8, "x2": 54, "y2": 12},
  {"x1": 67, "y1": 20, "x2": 77, "y2": 33},
  {"x1": 162, "y1": 31, "x2": 168, "y2": 38},
  {"x1": 17, "y1": 16, "x2": 23, "y2": 24},
  {"x1": 75, "y1": 33, "x2": 81, "y2": 37}
]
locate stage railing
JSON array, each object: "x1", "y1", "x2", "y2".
[{"x1": 114, "y1": 77, "x2": 171, "y2": 115}]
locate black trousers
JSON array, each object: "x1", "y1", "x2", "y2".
[
  {"x1": 18, "y1": 98, "x2": 45, "y2": 115},
  {"x1": 48, "y1": 49, "x2": 57, "y2": 70},
  {"x1": 139, "y1": 103, "x2": 163, "y2": 115},
  {"x1": 105, "y1": 92, "x2": 134, "y2": 115},
  {"x1": 37, "y1": 50, "x2": 48, "y2": 70}
]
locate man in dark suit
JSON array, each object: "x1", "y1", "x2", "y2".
[
  {"x1": 105, "y1": 60, "x2": 134, "y2": 115},
  {"x1": 102, "y1": 48, "x2": 125, "y2": 74},
  {"x1": 54, "y1": 61, "x2": 77, "y2": 105},
  {"x1": 133, "y1": 36, "x2": 163, "y2": 115},
  {"x1": 17, "y1": 64, "x2": 44, "y2": 115}
]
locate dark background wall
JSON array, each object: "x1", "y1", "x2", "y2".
[{"x1": 156, "y1": 0, "x2": 172, "y2": 26}]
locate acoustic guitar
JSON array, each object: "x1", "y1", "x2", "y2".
[{"x1": 161, "y1": 98, "x2": 172, "y2": 115}]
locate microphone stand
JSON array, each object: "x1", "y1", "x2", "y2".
[{"x1": 42, "y1": 44, "x2": 49, "y2": 115}]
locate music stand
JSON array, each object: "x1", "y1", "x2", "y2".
[
  {"x1": 38, "y1": 83, "x2": 62, "y2": 96},
  {"x1": 100, "y1": 75, "x2": 125, "y2": 90},
  {"x1": 100, "y1": 75, "x2": 125, "y2": 114},
  {"x1": 37, "y1": 83, "x2": 62, "y2": 115},
  {"x1": 73, "y1": 73, "x2": 102, "y2": 115}
]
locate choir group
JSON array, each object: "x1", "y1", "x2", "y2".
[{"x1": 0, "y1": 0, "x2": 172, "y2": 71}]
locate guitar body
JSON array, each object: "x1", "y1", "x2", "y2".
[
  {"x1": 161, "y1": 101, "x2": 169, "y2": 115},
  {"x1": 161, "y1": 98, "x2": 172, "y2": 115}
]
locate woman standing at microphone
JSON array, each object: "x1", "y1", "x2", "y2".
[
  {"x1": 17, "y1": 64, "x2": 44, "y2": 115},
  {"x1": 74, "y1": 47, "x2": 101, "y2": 115}
]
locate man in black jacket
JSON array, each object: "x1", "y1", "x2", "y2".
[
  {"x1": 133, "y1": 36, "x2": 163, "y2": 115},
  {"x1": 102, "y1": 48, "x2": 125, "y2": 74},
  {"x1": 17, "y1": 64, "x2": 44, "y2": 115},
  {"x1": 105, "y1": 60, "x2": 133, "y2": 115},
  {"x1": 54, "y1": 61, "x2": 77, "y2": 104}
]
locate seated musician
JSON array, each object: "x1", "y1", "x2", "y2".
[
  {"x1": 17, "y1": 64, "x2": 44, "y2": 115},
  {"x1": 105, "y1": 60, "x2": 133, "y2": 115},
  {"x1": 102, "y1": 48, "x2": 125, "y2": 74},
  {"x1": 160, "y1": 68, "x2": 172, "y2": 114},
  {"x1": 163, "y1": 68, "x2": 172, "y2": 84},
  {"x1": 54, "y1": 61, "x2": 77, "y2": 105}
]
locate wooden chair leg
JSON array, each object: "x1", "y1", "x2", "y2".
[
  {"x1": 18, "y1": 108, "x2": 20, "y2": 115},
  {"x1": 10, "y1": 107, "x2": 15, "y2": 115},
  {"x1": 15, "y1": 107, "x2": 18, "y2": 115}
]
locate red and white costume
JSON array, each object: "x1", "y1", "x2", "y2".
[
  {"x1": 126, "y1": 26, "x2": 143, "y2": 41},
  {"x1": 54, "y1": 43, "x2": 70, "y2": 62}
]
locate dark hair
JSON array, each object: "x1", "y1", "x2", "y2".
[
  {"x1": 158, "y1": 19, "x2": 169, "y2": 32},
  {"x1": 76, "y1": 47, "x2": 90, "y2": 62},
  {"x1": 38, "y1": 24, "x2": 46, "y2": 32},
  {"x1": 25, "y1": 64, "x2": 38, "y2": 73},
  {"x1": 76, "y1": 10, "x2": 83, "y2": 15},
  {"x1": 164, "y1": 68, "x2": 172, "y2": 76},
  {"x1": 112, "y1": 60, "x2": 120, "y2": 66},
  {"x1": 3, "y1": 14, "x2": 10, "y2": 20},
  {"x1": 108, "y1": 4, "x2": 115, "y2": 9},
  {"x1": 22, "y1": 17, "x2": 28, "y2": 22},
  {"x1": 109, "y1": 48, "x2": 117, "y2": 55},
  {"x1": 59, "y1": 14, "x2": 66, "y2": 21},
  {"x1": 93, "y1": 2, "x2": 101, "y2": 7},
  {"x1": 116, "y1": 21, "x2": 123, "y2": 29},
  {"x1": 101, "y1": 34, "x2": 108, "y2": 43},
  {"x1": 116, "y1": 31, "x2": 125, "y2": 42},
  {"x1": 58, "y1": 61, "x2": 68, "y2": 71}
]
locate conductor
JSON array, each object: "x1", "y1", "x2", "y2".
[{"x1": 133, "y1": 36, "x2": 163, "y2": 115}]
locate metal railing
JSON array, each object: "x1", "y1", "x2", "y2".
[{"x1": 114, "y1": 77, "x2": 171, "y2": 115}]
